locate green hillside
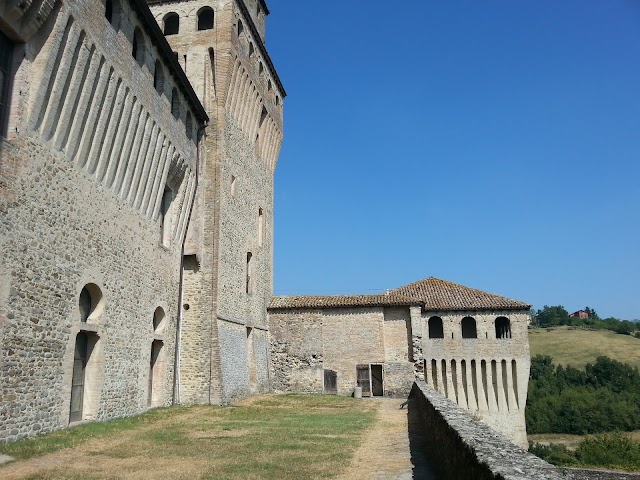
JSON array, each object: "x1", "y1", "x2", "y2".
[{"x1": 529, "y1": 326, "x2": 640, "y2": 370}]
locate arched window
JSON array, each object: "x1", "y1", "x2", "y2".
[
  {"x1": 495, "y1": 317, "x2": 511, "y2": 339},
  {"x1": 249, "y1": 42, "x2": 255, "y2": 56},
  {"x1": 259, "y1": 62, "x2": 264, "y2": 75},
  {"x1": 198, "y1": 7, "x2": 214, "y2": 30},
  {"x1": 164, "y1": 13, "x2": 179, "y2": 35},
  {"x1": 171, "y1": 88, "x2": 180, "y2": 118},
  {"x1": 428, "y1": 316, "x2": 444, "y2": 338},
  {"x1": 132, "y1": 27, "x2": 144, "y2": 65},
  {"x1": 78, "y1": 284, "x2": 104, "y2": 322},
  {"x1": 185, "y1": 112, "x2": 193, "y2": 140},
  {"x1": 154, "y1": 60, "x2": 164, "y2": 93},
  {"x1": 275, "y1": 95, "x2": 280, "y2": 106},
  {"x1": 237, "y1": 20, "x2": 244, "y2": 37},
  {"x1": 153, "y1": 307, "x2": 165, "y2": 333},
  {"x1": 461, "y1": 316, "x2": 477, "y2": 339}
]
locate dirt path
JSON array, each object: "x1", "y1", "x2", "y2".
[{"x1": 336, "y1": 397, "x2": 439, "y2": 480}]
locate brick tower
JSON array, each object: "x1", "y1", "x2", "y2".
[{"x1": 147, "y1": 0, "x2": 285, "y2": 403}]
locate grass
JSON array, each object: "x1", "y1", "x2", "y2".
[
  {"x1": 529, "y1": 431, "x2": 640, "y2": 451},
  {"x1": 0, "y1": 394, "x2": 377, "y2": 480},
  {"x1": 528, "y1": 326, "x2": 640, "y2": 370}
]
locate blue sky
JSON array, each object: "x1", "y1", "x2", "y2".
[{"x1": 266, "y1": 1, "x2": 640, "y2": 320}]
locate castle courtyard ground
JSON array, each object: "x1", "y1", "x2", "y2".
[{"x1": 0, "y1": 394, "x2": 436, "y2": 480}]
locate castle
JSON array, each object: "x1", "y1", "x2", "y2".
[{"x1": 0, "y1": 0, "x2": 531, "y2": 448}]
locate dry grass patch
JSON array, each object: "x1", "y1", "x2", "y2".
[
  {"x1": 0, "y1": 394, "x2": 377, "y2": 480},
  {"x1": 529, "y1": 327, "x2": 640, "y2": 369}
]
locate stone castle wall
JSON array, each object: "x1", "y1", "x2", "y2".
[
  {"x1": 0, "y1": 0, "x2": 202, "y2": 442},
  {"x1": 269, "y1": 306, "x2": 416, "y2": 398},
  {"x1": 421, "y1": 310, "x2": 531, "y2": 447},
  {"x1": 147, "y1": 0, "x2": 283, "y2": 403}
]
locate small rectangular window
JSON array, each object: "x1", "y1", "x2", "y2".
[
  {"x1": 258, "y1": 208, "x2": 264, "y2": 246},
  {"x1": 0, "y1": 31, "x2": 14, "y2": 137}
]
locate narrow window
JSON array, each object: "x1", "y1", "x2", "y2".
[
  {"x1": 154, "y1": 60, "x2": 164, "y2": 93},
  {"x1": 208, "y1": 48, "x2": 216, "y2": 97},
  {"x1": 153, "y1": 307, "x2": 165, "y2": 333},
  {"x1": 0, "y1": 32, "x2": 13, "y2": 136},
  {"x1": 105, "y1": 0, "x2": 113, "y2": 22},
  {"x1": 237, "y1": 20, "x2": 244, "y2": 36},
  {"x1": 275, "y1": 95, "x2": 280, "y2": 106},
  {"x1": 198, "y1": 7, "x2": 214, "y2": 31},
  {"x1": 230, "y1": 175, "x2": 237, "y2": 196},
  {"x1": 161, "y1": 187, "x2": 174, "y2": 246},
  {"x1": 258, "y1": 208, "x2": 264, "y2": 246},
  {"x1": 249, "y1": 42, "x2": 255, "y2": 57},
  {"x1": 428, "y1": 316, "x2": 444, "y2": 338},
  {"x1": 171, "y1": 88, "x2": 180, "y2": 118},
  {"x1": 185, "y1": 112, "x2": 193, "y2": 140},
  {"x1": 267, "y1": 80, "x2": 272, "y2": 91},
  {"x1": 259, "y1": 62, "x2": 264, "y2": 75},
  {"x1": 461, "y1": 316, "x2": 477, "y2": 339},
  {"x1": 246, "y1": 252, "x2": 252, "y2": 294},
  {"x1": 164, "y1": 13, "x2": 179, "y2": 35},
  {"x1": 495, "y1": 317, "x2": 511, "y2": 339},
  {"x1": 78, "y1": 284, "x2": 103, "y2": 322},
  {"x1": 132, "y1": 27, "x2": 144, "y2": 65}
]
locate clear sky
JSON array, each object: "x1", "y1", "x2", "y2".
[{"x1": 265, "y1": 0, "x2": 640, "y2": 320}]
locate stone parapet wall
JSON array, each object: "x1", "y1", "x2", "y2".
[{"x1": 409, "y1": 381, "x2": 564, "y2": 480}]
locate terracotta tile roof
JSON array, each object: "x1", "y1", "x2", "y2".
[
  {"x1": 391, "y1": 277, "x2": 531, "y2": 312},
  {"x1": 269, "y1": 293, "x2": 421, "y2": 310}
]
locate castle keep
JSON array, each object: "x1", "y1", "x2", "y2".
[{"x1": 0, "y1": 0, "x2": 531, "y2": 449}]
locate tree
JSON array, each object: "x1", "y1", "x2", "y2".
[{"x1": 535, "y1": 305, "x2": 570, "y2": 327}]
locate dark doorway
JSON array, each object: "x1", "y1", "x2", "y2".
[
  {"x1": 371, "y1": 364, "x2": 383, "y2": 396},
  {"x1": 70, "y1": 333, "x2": 89, "y2": 422},
  {"x1": 356, "y1": 365, "x2": 371, "y2": 397},
  {"x1": 324, "y1": 369, "x2": 337, "y2": 394},
  {"x1": 148, "y1": 340, "x2": 163, "y2": 406}
]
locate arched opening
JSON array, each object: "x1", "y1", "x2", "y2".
[
  {"x1": 495, "y1": 316, "x2": 511, "y2": 339},
  {"x1": 153, "y1": 60, "x2": 164, "y2": 94},
  {"x1": 171, "y1": 88, "x2": 180, "y2": 118},
  {"x1": 428, "y1": 316, "x2": 444, "y2": 338},
  {"x1": 259, "y1": 62, "x2": 264, "y2": 75},
  {"x1": 267, "y1": 80, "x2": 272, "y2": 91},
  {"x1": 237, "y1": 19, "x2": 244, "y2": 37},
  {"x1": 461, "y1": 316, "x2": 477, "y2": 339},
  {"x1": 249, "y1": 42, "x2": 255, "y2": 56},
  {"x1": 132, "y1": 27, "x2": 144, "y2": 65},
  {"x1": 275, "y1": 95, "x2": 280, "y2": 106},
  {"x1": 78, "y1": 284, "x2": 104, "y2": 322},
  {"x1": 198, "y1": 7, "x2": 214, "y2": 31},
  {"x1": 164, "y1": 13, "x2": 179, "y2": 35},
  {"x1": 153, "y1": 307, "x2": 165, "y2": 333}
]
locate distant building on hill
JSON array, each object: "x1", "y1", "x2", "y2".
[{"x1": 570, "y1": 310, "x2": 589, "y2": 319}]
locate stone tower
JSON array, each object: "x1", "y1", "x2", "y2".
[{"x1": 147, "y1": 0, "x2": 285, "y2": 403}]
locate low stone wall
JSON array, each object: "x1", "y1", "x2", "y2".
[{"x1": 409, "y1": 381, "x2": 564, "y2": 479}]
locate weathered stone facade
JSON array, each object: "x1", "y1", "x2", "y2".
[
  {"x1": 268, "y1": 277, "x2": 532, "y2": 448},
  {"x1": 0, "y1": 0, "x2": 206, "y2": 441},
  {"x1": 0, "y1": 0, "x2": 285, "y2": 443},
  {"x1": 146, "y1": 0, "x2": 283, "y2": 403}
]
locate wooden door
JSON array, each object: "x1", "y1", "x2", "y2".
[
  {"x1": 70, "y1": 333, "x2": 88, "y2": 422},
  {"x1": 324, "y1": 369, "x2": 337, "y2": 394},
  {"x1": 356, "y1": 365, "x2": 371, "y2": 397}
]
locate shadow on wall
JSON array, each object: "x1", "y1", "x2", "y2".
[{"x1": 406, "y1": 398, "x2": 441, "y2": 479}]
